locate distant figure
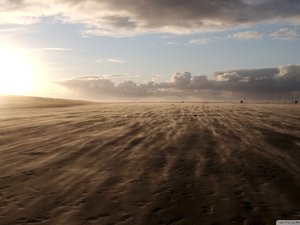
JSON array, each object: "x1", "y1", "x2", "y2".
[
  {"x1": 295, "y1": 100, "x2": 298, "y2": 104},
  {"x1": 240, "y1": 100, "x2": 243, "y2": 104}
]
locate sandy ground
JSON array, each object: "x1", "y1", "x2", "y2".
[{"x1": 0, "y1": 96, "x2": 300, "y2": 225}]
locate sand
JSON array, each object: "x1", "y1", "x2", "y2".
[{"x1": 0, "y1": 96, "x2": 300, "y2": 225}]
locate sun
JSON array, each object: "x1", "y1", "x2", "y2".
[{"x1": 0, "y1": 47, "x2": 35, "y2": 95}]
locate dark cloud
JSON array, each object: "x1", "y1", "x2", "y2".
[
  {"x1": 56, "y1": 64, "x2": 300, "y2": 101},
  {"x1": 171, "y1": 72, "x2": 192, "y2": 88},
  {"x1": 1, "y1": 0, "x2": 300, "y2": 35}
]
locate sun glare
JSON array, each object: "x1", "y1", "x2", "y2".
[{"x1": 0, "y1": 47, "x2": 36, "y2": 95}]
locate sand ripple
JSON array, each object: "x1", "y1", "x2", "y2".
[{"x1": 0, "y1": 97, "x2": 300, "y2": 225}]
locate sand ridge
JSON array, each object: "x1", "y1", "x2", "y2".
[{"x1": 0, "y1": 97, "x2": 300, "y2": 225}]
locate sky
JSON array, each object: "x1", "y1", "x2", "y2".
[{"x1": 0, "y1": 0, "x2": 299, "y2": 101}]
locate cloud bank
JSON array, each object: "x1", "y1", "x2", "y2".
[
  {"x1": 1, "y1": 0, "x2": 300, "y2": 36},
  {"x1": 56, "y1": 64, "x2": 300, "y2": 101}
]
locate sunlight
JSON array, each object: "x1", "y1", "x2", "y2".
[{"x1": 0, "y1": 47, "x2": 36, "y2": 95}]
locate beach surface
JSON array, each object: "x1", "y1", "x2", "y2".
[{"x1": 0, "y1": 96, "x2": 300, "y2": 225}]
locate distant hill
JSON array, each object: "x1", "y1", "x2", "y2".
[{"x1": 0, "y1": 94, "x2": 91, "y2": 109}]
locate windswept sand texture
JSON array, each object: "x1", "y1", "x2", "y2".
[{"x1": 0, "y1": 96, "x2": 300, "y2": 225}]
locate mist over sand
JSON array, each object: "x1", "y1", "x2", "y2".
[{"x1": 0, "y1": 95, "x2": 299, "y2": 225}]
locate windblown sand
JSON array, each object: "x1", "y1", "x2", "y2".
[{"x1": 0, "y1": 96, "x2": 300, "y2": 225}]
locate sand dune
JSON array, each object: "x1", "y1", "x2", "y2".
[{"x1": 0, "y1": 96, "x2": 300, "y2": 225}]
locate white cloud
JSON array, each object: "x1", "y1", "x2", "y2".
[
  {"x1": 37, "y1": 48, "x2": 72, "y2": 51},
  {"x1": 270, "y1": 28, "x2": 300, "y2": 40},
  {"x1": 189, "y1": 38, "x2": 217, "y2": 45},
  {"x1": 0, "y1": 27, "x2": 23, "y2": 33},
  {"x1": 229, "y1": 31, "x2": 262, "y2": 40},
  {"x1": 166, "y1": 41, "x2": 179, "y2": 45},
  {"x1": 97, "y1": 58, "x2": 126, "y2": 64}
]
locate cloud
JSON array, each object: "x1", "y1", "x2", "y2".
[
  {"x1": 57, "y1": 76, "x2": 116, "y2": 99},
  {"x1": 56, "y1": 64, "x2": 300, "y2": 101},
  {"x1": 37, "y1": 47, "x2": 72, "y2": 51},
  {"x1": 97, "y1": 58, "x2": 126, "y2": 64},
  {"x1": 229, "y1": 31, "x2": 262, "y2": 40},
  {"x1": 0, "y1": 27, "x2": 23, "y2": 33},
  {"x1": 171, "y1": 72, "x2": 192, "y2": 88},
  {"x1": 1, "y1": 0, "x2": 300, "y2": 36},
  {"x1": 189, "y1": 38, "x2": 217, "y2": 45},
  {"x1": 72, "y1": 74, "x2": 138, "y2": 79},
  {"x1": 276, "y1": 65, "x2": 300, "y2": 86},
  {"x1": 270, "y1": 28, "x2": 300, "y2": 40},
  {"x1": 166, "y1": 41, "x2": 179, "y2": 45}
]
